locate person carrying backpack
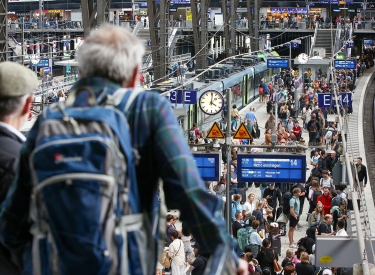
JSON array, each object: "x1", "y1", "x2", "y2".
[
  {"x1": 331, "y1": 201, "x2": 347, "y2": 232},
  {"x1": 0, "y1": 26, "x2": 240, "y2": 275},
  {"x1": 190, "y1": 122, "x2": 200, "y2": 144},
  {"x1": 307, "y1": 114, "x2": 320, "y2": 146}
]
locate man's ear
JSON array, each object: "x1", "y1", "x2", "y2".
[
  {"x1": 124, "y1": 65, "x2": 141, "y2": 88},
  {"x1": 22, "y1": 95, "x2": 34, "y2": 116}
]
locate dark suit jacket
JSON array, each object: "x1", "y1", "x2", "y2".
[{"x1": 0, "y1": 124, "x2": 24, "y2": 274}]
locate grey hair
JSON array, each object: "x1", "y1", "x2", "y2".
[{"x1": 77, "y1": 25, "x2": 145, "y2": 84}]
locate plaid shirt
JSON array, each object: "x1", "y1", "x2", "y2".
[{"x1": 0, "y1": 77, "x2": 234, "y2": 273}]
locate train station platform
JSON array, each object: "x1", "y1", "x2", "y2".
[{"x1": 345, "y1": 66, "x2": 375, "y2": 237}]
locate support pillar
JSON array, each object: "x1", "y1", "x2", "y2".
[
  {"x1": 246, "y1": 0, "x2": 253, "y2": 52},
  {"x1": 147, "y1": 0, "x2": 169, "y2": 83},
  {"x1": 222, "y1": 0, "x2": 239, "y2": 57},
  {"x1": 254, "y1": 0, "x2": 260, "y2": 52},
  {"x1": 81, "y1": 0, "x2": 110, "y2": 36},
  {"x1": 230, "y1": 0, "x2": 236, "y2": 55},
  {"x1": 191, "y1": 0, "x2": 209, "y2": 69},
  {"x1": 0, "y1": 0, "x2": 7, "y2": 62}
]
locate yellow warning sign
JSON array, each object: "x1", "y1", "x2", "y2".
[
  {"x1": 206, "y1": 122, "x2": 225, "y2": 139},
  {"x1": 319, "y1": 256, "x2": 333, "y2": 264},
  {"x1": 233, "y1": 122, "x2": 252, "y2": 140}
]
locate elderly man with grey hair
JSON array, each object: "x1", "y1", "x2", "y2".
[{"x1": 0, "y1": 26, "x2": 246, "y2": 274}]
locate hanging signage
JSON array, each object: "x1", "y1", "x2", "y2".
[
  {"x1": 192, "y1": 152, "x2": 221, "y2": 181},
  {"x1": 334, "y1": 60, "x2": 356, "y2": 69},
  {"x1": 166, "y1": 90, "x2": 197, "y2": 104},
  {"x1": 206, "y1": 122, "x2": 225, "y2": 139},
  {"x1": 30, "y1": 58, "x2": 50, "y2": 68},
  {"x1": 233, "y1": 123, "x2": 252, "y2": 140},
  {"x1": 317, "y1": 93, "x2": 352, "y2": 108},
  {"x1": 363, "y1": 40, "x2": 373, "y2": 45},
  {"x1": 270, "y1": 8, "x2": 279, "y2": 13},
  {"x1": 286, "y1": 42, "x2": 299, "y2": 49},
  {"x1": 267, "y1": 59, "x2": 290, "y2": 69},
  {"x1": 347, "y1": 41, "x2": 354, "y2": 48},
  {"x1": 237, "y1": 154, "x2": 306, "y2": 183}
]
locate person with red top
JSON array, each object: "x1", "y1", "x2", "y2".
[
  {"x1": 317, "y1": 186, "x2": 332, "y2": 215},
  {"x1": 292, "y1": 121, "x2": 302, "y2": 141}
]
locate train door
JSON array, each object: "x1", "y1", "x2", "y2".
[
  {"x1": 188, "y1": 105, "x2": 194, "y2": 130},
  {"x1": 247, "y1": 75, "x2": 252, "y2": 104},
  {"x1": 241, "y1": 75, "x2": 247, "y2": 107}
]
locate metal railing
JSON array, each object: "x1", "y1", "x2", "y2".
[
  {"x1": 34, "y1": 75, "x2": 77, "y2": 95},
  {"x1": 141, "y1": 54, "x2": 153, "y2": 72},
  {"x1": 7, "y1": 21, "x2": 83, "y2": 31},
  {"x1": 132, "y1": 22, "x2": 143, "y2": 36},
  {"x1": 334, "y1": 23, "x2": 342, "y2": 55},
  {"x1": 309, "y1": 23, "x2": 319, "y2": 57}
]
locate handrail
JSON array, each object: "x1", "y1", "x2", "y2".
[
  {"x1": 141, "y1": 54, "x2": 153, "y2": 72},
  {"x1": 132, "y1": 22, "x2": 143, "y2": 36},
  {"x1": 333, "y1": 22, "x2": 342, "y2": 55},
  {"x1": 309, "y1": 23, "x2": 319, "y2": 57},
  {"x1": 347, "y1": 23, "x2": 353, "y2": 58}
]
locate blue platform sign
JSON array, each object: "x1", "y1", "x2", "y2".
[
  {"x1": 42, "y1": 67, "x2": 52, "y2": 73},
  {"x1": 334, "y1": 60, "x2": 356, "y2": 69},
  {"x1": 166, "y1": 90, "x2": 197, "y2": 104},
  {"x1": 30, "y1": 58, "x2": 50, "y2": 68},
  {"x1": 347, "y1": 41, "x2": 354, "y2": 48},
  {"x1": 193, "y1": 152, "x2": 221, "y2": 181},
  {"x1": 317, "y1": 93, "x2": 352, "y2": 108},
  {"x1": 286, "y1": 42, "x2": 299, "y2": 49},
  {"x1": 363, "y1": 40, "x2": 373, "y2": 45},
  {"x1": 237, "y1": 154, "x2": 306, "y2": 183},
  {"x1": 267, "y1": 59, "x2": 290, "y2": 69}
]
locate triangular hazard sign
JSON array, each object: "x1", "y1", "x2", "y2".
[
  {"x1": 233, "y1": 122, "x2": 252, "y2": 139},
  {"x1": 206, "y1": 122, "x2": 225, "y2": 139}
]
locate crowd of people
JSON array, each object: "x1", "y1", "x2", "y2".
[
  {"x1": 259, "y1": 13, "x2": 375, "y2": 30},
  {"x1": 195, "y1": 151, "x2": 368, "y2": 274}
]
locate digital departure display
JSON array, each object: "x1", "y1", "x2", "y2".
[
  {"x1": 237, "y1": 154, "x2": 306, "y2": 183},
  {"x1": 193, "y1": 152, "x2": 221, "y2": 181}
]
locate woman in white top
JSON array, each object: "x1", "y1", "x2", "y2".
[
  {"x1": 168, "y1": 230, "x2": 186, "y2": 275},
  {"x1": 304, "y1": 106, "x2": 312, "y2": 130},
  {"x1": 242, "y1": 192, "x2": 256, "y2": 225}
]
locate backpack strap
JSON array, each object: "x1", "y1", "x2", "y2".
[{"x1": 112, "y1": 87, "x2": 144, "y2": 112}]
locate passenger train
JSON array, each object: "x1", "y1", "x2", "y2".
[{"x1": 150, "y1": 52, "x2": 280, "y2": 132}]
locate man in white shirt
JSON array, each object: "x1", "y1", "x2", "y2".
[{"x1": 335, "y1": 220, "x2": 348, "y2": 236}]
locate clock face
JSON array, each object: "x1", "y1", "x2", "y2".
[
  {"x1": 199, "y1": 90, "x2": 224, "y2": 115},
  {"x1": 298, "y1": 53, "x2": 309, "y2": 64}
]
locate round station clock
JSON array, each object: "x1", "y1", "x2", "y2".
[
  {"x1": 297, "y1": 53, "x2": 309, "y2": 64},
  {"x1": 199, "y1": 90, "x2": 224, "y2": 115}
]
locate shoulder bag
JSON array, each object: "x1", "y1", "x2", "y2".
[
  {"x1": 272, "y1": 250, "x2": 283, "y2": 273},
  {"x1": 159, "y1": 240, "x2": 182, "y2": 268}
]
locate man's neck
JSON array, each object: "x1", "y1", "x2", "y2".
[{"x1": 1, "y1": 117, "x2": 22, "y2": 131}]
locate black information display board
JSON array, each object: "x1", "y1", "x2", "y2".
[{"x1": 237, "y1": 153, "x2": 306, "y2": 183}]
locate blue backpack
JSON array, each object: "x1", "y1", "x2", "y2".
[{"x1": 29, "y1": 87, "x2": 149, "y2": 275}]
